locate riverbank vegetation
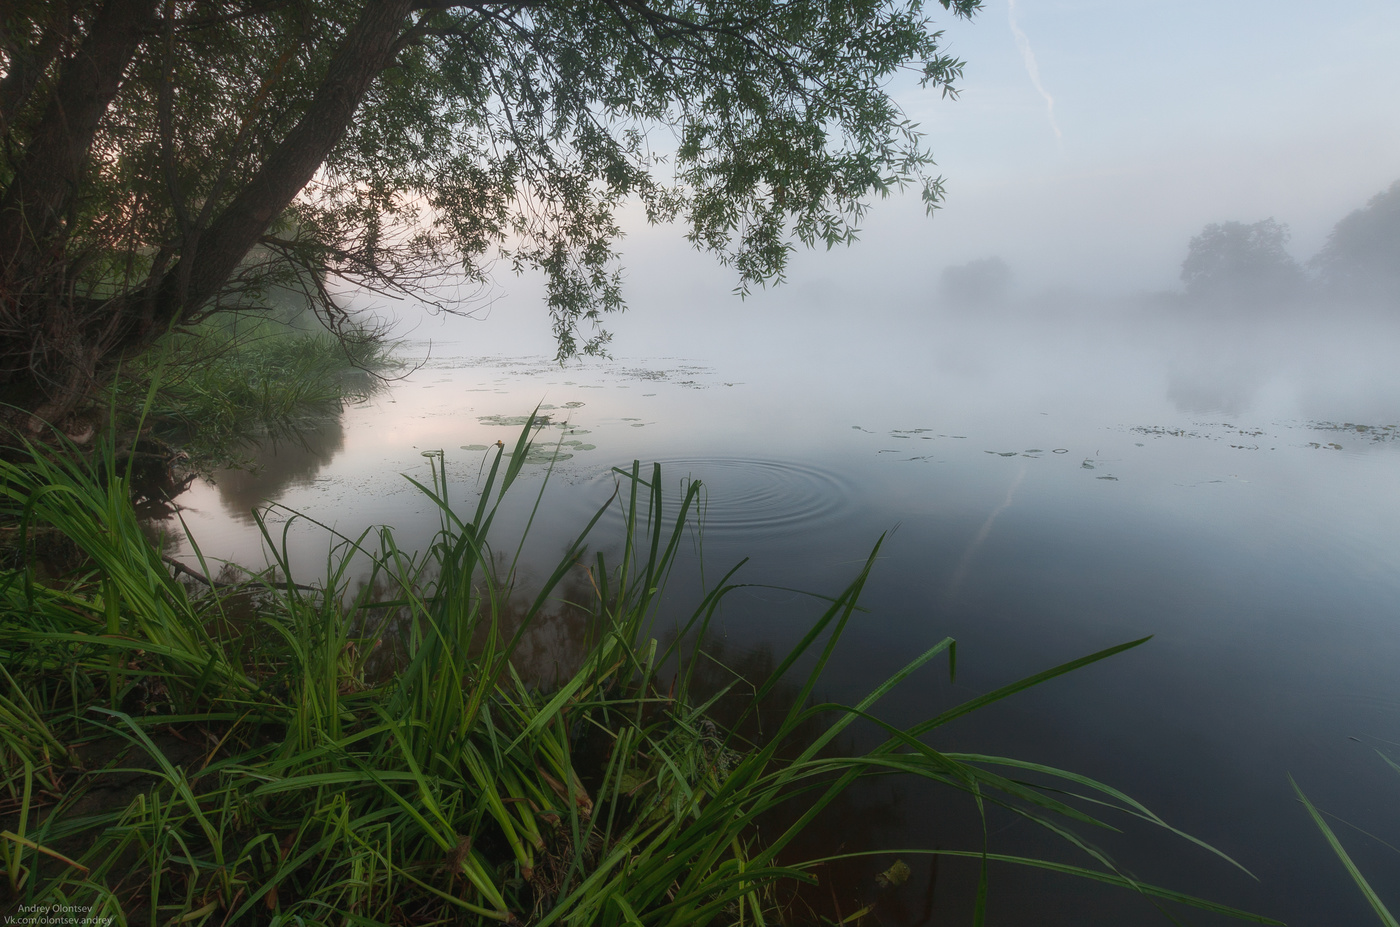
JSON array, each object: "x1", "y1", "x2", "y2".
[
  {"x1": 0, "y1": 418, "x2": 1276, "y2": 925},
  {"x1": 112, "y1": 302, "x2": 397, "y2": 469},
  {"x1": 0, "y1": 0, "x2": 982, "y2": 436}
]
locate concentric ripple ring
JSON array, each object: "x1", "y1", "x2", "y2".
[{"x1": 591, "y1": 457, "x2": 858, "y2": 541}]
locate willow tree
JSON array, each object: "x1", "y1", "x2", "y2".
[{"x1": 0, "y1": 0, "x2": 978, "y2": 432}]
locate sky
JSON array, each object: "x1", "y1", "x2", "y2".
[
  {"x1": 885, "y1": 0, "x2": 1400, "y2": 291},
  {"x1": 409, "y1": 0, "x2": 1400, "y2": 352}
]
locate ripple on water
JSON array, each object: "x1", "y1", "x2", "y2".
[{"x1": 589, "y1": 457, "x2": 858, "y2": 542}]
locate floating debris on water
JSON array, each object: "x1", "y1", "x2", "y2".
[
  {"x1": 1132, "y1": 425, "x2": 1197, "y2": 438},
  {"x1": 876, "y1": 860, "x2": 911, "y2": 888},
  {"x1": 620, "y1": 367, "x2": 671, "y2": 381},
  {"x1": 1310, "y1": 421, "x2": 1399, "y2": 442},
  {"x1": 1128, "y1": 422, "x2": 1268, "y2": 442}
]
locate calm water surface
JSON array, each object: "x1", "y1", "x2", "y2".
[{"x1": 165, "y1": 304, "x2": 1400, "y2": 926}]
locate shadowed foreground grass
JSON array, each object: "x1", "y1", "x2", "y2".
[{"x1": 0, "y1": 416, "x2": 1278, "y2": 925}]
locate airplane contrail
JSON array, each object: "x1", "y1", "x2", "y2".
[{"x1": 1007, "y1": 0, "x2": 1063, "y2": 143}]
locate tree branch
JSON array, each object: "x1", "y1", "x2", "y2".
[
  {"x1": 0, "y1": 0, "x2": 157, "y2": 275},
  {"x1": 149, "y1": 0, "x2": 417, "y2": 329}
]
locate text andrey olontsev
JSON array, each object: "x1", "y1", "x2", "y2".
[{"x1": 3, "y1": 905, "x2": 114, "y2": 927}]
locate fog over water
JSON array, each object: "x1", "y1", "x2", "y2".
[
  {"x1": 169, "y1": 300, "x2": 1400, "y2": 925},
  {"x1": 165, "y1": 3, "x2": 1400, "y2": 924}
]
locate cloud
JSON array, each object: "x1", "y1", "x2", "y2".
[{"x1": 1007, "y1": 0, "x2": 1063, "y2": 143}]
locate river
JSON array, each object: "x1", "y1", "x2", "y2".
[{"x1": 162, "y1": 297, "x2": 1400, "y2": 926}]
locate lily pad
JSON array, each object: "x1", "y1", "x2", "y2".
[
  {"x1": 477, "y1": 414, "x2": 551, "y2": 427},
  {"x1": 505, "y1": 446, "x2": 573, "y2": 464}
]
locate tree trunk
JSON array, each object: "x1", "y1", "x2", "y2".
[
  {"x1": 0, "y1": 3, "x2": 77, "y2": 136},
  {"x1": 147, "y1": 0, "x2": 418, "y2": 329},
  {"x1": 0, "y1": 0, "x2": 417, "y2": 438},
  {"x1": 0, "y1": 0, "x2": 156, "y2": 276}
]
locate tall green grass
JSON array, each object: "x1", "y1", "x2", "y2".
[
  {"x1": 115, "y1": 310, "x2": 396, "y2": 464},
  {"x1": 0, "y1": 416, "x2": 1278, "y2": 924}
]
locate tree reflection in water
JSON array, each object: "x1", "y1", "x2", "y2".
[{"x1": 210, "y1": 417, "x2": 347, "y2": 524}]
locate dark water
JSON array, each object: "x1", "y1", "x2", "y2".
[{"x1": 165, "y1": 306, "x2": 1400, "y2": 925}]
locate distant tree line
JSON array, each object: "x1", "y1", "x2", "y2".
[
  {"x1": 1180, "y1": 180, "x2": 1400, "y2": 310},
  {"x1": 940, "y1": 255, "x2": 1013, "y2": 306}
]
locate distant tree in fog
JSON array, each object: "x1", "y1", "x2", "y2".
[
  {"x1": 1310, "y1": 180, "x2": 1400, "y2": 304},
  {"x1": 1180, "y1": 218, "x2": 1306, "y2": 306},
  {"x1": 940, "y1": 256, "x2": 1013, "y2": 305}
]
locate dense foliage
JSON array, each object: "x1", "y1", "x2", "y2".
[
  {"x1": 1310, "y1": 179, "x2": 1400, "y2": 303},
  {"x1": 1176, "y1": 180, "x2": 1400, "y2": 311},
  {"x1": 0, "y1": 0, "x2": 979, "y2": 429},
  {"x1": 1179, "y1": 218, "x2": 1305, "y2": 306}
]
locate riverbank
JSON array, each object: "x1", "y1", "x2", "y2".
[{"x1": 113, "y1": 306, "x2": 398, "y2": 472}]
